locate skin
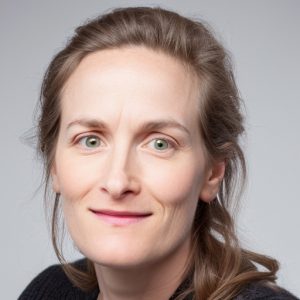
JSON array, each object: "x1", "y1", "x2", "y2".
[{"x1": 51, "y1": 46, "x2": 225, "y2": 300}]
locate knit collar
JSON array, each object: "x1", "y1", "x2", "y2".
[{"x1": 90, "y1": 274, "x2": 193, "y2": 300}]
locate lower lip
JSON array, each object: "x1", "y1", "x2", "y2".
[{"x1": 92, "y1": 212, "x2": 151, "y2": 226}]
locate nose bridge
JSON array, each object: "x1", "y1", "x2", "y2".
[
  {"x1": 109, "y1": 140, "x2": 132, "y2": 174},
  {"x1": 102, "y1": 137, "x2": 138, "y2": 198}
]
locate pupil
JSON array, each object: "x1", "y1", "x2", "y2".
[
  {"x1": 87, "y1": 137, "x2": 98, "y2": 147},
  {"x1": 156, "y1": 139, "x2": 166, "y2": 149}
]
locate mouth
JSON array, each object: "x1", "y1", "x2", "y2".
[{"x1": 89, "y1": 209, "x2": 152, "y2": 226}]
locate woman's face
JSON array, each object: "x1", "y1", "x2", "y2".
[{"x1": 52, "y1": 46, "x2": 222, "y2": 269}]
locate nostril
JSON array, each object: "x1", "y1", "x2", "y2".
[
  {"x1": 100, "y1": 165, "x2": 141, "y2": 199},
  {"x1": 100, "y1": 182, "x2": 132, "y2": 199},
  {"x1": 100, "y1": 181, "x2": 140, "y2": 200}
]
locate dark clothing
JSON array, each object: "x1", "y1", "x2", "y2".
[{"x1": 18, "y1": 259, "x2": 298, "y2": 300}]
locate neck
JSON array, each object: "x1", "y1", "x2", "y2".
[{"x1": 94, "y1": 238, "x2": 191, "y2": 300}]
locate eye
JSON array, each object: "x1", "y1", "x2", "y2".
[
  {"x1": 78, "y1": 135, "x2": 101, "y2": 149},
  {"x1": 148, "y1": 138, "x2": 174, "y2": 151}
]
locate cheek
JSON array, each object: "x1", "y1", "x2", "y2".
[
  {"x1": 145, "y1": 158, "x2": 205, "y2": 207},
  {"x1": 142, "y1": 158, "x2": 204, "y2": 249},
  {"x1": 56, "y1": 154, "x2": 99, "y2": 246},
  {"x1": 55, "y1": 153, "x2": 100, "y2": 202}
]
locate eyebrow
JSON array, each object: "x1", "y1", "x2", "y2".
[{"x1": 66, "y1": 118, "x2": 191, "y2": 137}]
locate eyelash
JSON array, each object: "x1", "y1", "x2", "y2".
[
  {"x1": 147, "y1": 138, "x2": 177, "y2": 152},
  {"x1": 76, "y1": 135, "x2": 101, "y2": 149},
  {"x1": 73, "y1": 133, "x2": 178, "y2": 153}
]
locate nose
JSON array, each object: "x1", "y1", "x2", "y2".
[{"x1": 100, "y1": 146, "x2": 141, "y2": 200}]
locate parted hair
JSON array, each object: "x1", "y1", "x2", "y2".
[{"x1": 38, "y1": 6, "x2": 279, "y2": 300}]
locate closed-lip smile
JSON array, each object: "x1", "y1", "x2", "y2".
[{"x1": 89, "y1": 209, "x2": 152, "y2": 226}]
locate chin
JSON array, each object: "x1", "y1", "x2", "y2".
[
  {"x1": 75, "y1": 235, "x2": 158, "y2": 269},
  {"x1": 84, "y1": 248, "x2": 155, "y2": 270}
]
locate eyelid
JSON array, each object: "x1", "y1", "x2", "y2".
[
  {"x1": 71, "y1": 131, "x2": 179, "y2": 152},
  {"x1": 73, "y1": 132, "x2": 104, "y2": 148},
  {"x1": 145, "y1": 136, "x2": 178, "y2": 151}
]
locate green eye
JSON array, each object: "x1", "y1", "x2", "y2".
[
  {"x1": 152, "y1": 139, "x2": 169, "y2": 150},
  {"x1": 81, "y1": 136, "x2": 101, "y2": 148}
]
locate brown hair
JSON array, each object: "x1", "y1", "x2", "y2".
[{"x1": 38, "y1": 6, "x2": 279, "y2": 300}]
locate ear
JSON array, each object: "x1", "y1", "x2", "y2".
[
  {"x1": 199, "y1": 161, "x2": 225, "y2": 203},
  {"x1": 50, "y1": 163, "x2": 60, "y2": 194}
]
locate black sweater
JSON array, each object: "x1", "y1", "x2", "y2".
[{"x1": 18, "y1": 259, "x2": 299, "y2": 300}]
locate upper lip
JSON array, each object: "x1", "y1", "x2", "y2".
[{"x1": 90, "y1": 209, "x2": 152, "y2": 217}]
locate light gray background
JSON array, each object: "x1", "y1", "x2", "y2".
[{"x1": 1, "y1": 0, "x2": 299, "y2": 299}]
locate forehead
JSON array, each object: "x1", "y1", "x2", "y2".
[{"x1": 61, "y1": 46, "x2": 201, "y2": 131}]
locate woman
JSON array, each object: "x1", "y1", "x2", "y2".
[{"x1": 19, "y1": 6, "x2": 298, "y2": 300}]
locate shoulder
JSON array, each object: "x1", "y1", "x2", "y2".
[
  {"x1": 18, "y1": 259, "x2": 98, "y2": 300},
  {"x1": 235, "y1": 281, "x2": 299, "y2": 300}
]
